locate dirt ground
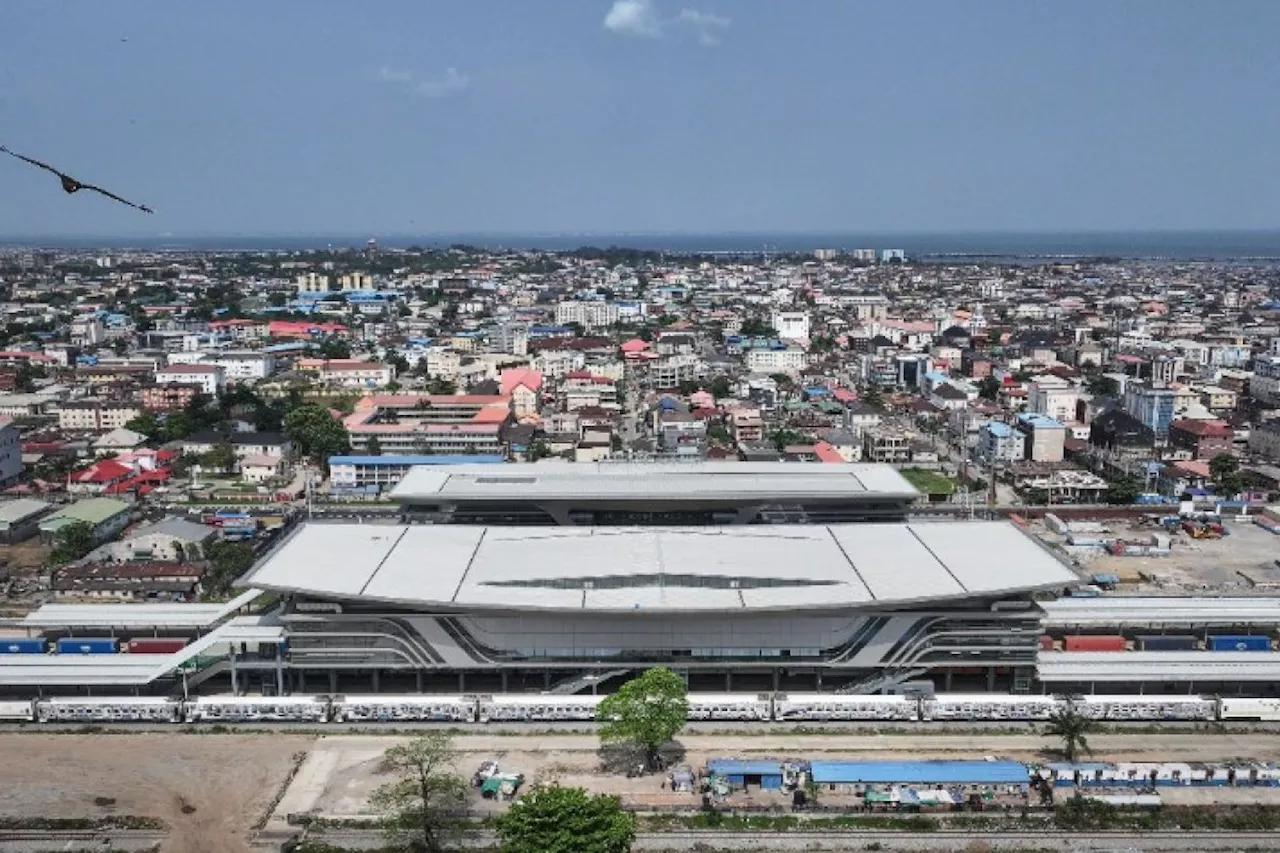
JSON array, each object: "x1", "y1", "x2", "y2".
[
  {"x1": 0, "y1": 733, "x2": 313, "y2": 853},
  {"x1": 269, "y1": 730, "x2": 1280, "y2": 823},
  {"x1": 1037, "y1": 517, "x2": 1280, "y2": 592}
]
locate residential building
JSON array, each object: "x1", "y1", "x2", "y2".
[
  {"x1": 1123, "y1": 381, "x2": 1178, "y2": 439},
  {"x1": 140, "y1": 383, "x2": 202, "y2": 412},
  {"x1": 499, "y1": 368, "x2": 543, "y2": 418},
  {"x1": 1197, "y1": 385, "x2": 1238, "y2": 413},
  {"x1": 51, "y1": 561, "x2": 203, "y2": 601},
  {"x1": 745, "y1": 347, "x2": 807, "y2": 374},
  {"x1": 929, "y1": 383, "x2": 970, "y2": 411},
  {"x1": 58, "y1": 401, "x2": 143, "y2": 432},
  {"x1": 343, "y1": 394, "x2": 511, "y2": 456},
  {"x1": 1248, "y1": 420, "x2": 1280, "y2": 461},
  {"x1": 559, "y1": 372, "x2": 618, "y2": 413},
  {"x1": 977, "y1": 421, "x2": 1025, "y2": 464},
  {"x1": 297, "y1": 358, "x2": 395, "y2": 389},
  {"x1": 554, "y1": 300, "x2": 619, "y2": 331},
  {"x1": 240, "y1": 454, "x2": 284, "y2": 484},
  {"x1": 1253, "y1": 356, "x2": 1280, "y2": 404},
  {"x1": 1016, "y1": 413, "x2": 1067, "y2": 463},
  {"x1": 70, "y1": 315, "x2": 105, "y2": 347},
  {"x1": 657, "y1": 411, "x2": 707, "y2": 457},
  {"x1": 39, "y1": 497, "x2": 132, "y2": 545},
  {"x1": 329, "y1": 454, "x2": 504, "y2": 496},
  {"x1": 155, "y1": 363, "x2": 225, "y2": 396},
  {"x1": 842, "y1": 401, "x2": 883, "y2": 435},
  {"x1": 1169, "y1": 419, "x2": 1234, "y2": 461},
  {"x1": 183, "y1": 431, "x2": 292, "y2": 461},
  {"x1": 90, "y1": 517, "x2": 217, "y2": 563},
  {"x1": 296, "y1": 272, "x2": 331, "y2": 294},
  {"x1": 725, "y1": 405, "x2": 763, "y2": 443},
  {"x1": 861, "y1": 425, "x2": 911, "y2": 463},
  {"x1": 0, "y1": 417, "x2": 20, "y2": 488},
  {"x1": 1028, "y1": 376, "x2": 1079, "y2": 423},
  {"x1": 0, "y1": 498, "x2": 51, "y2": 543},
  {"x1": 771, "y1": 310, "x2": 811, "y2": 341},
  {"x1": 649, "y1": 354, "x2": 700, "y2": 389}
]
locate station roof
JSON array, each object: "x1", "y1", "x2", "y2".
[
  {"x1": 20, "y1": 588, "x2": 263, "y2": 630},
  {"x1": 810, "y1": 760, "x2": 1029, "y2": 785},
  {"x1": 1039, "y1": 597, "x2": 1280, "y2": 628},
  {"x1": 389, "y1": 462, "x2": 921, "y2": 504},
  {"x1": 243, "y1": 521, "x2": 1078, "y2": 613},
  {"x1": 1038, "y1": 651, "x2": 1280, "y2": 682},
  {"x1": 0, "y1": 654, "x2": 176, "y2": 686}
]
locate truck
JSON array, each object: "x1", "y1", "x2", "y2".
[{"x1": 55, "y1": 637, "x2": 118, "y2": 655}]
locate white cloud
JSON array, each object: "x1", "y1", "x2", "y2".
[
  {"x1": 415, "y1": 67, "x2": 470, "y2": 98},
  {"x1": 377, "y1": 65, "x2": 470, "y2": 99},
  {"x1": 604, "y1": 0, "x2": 729, "y2": 45},
  {"x1": 604, "y1": 0, "x2": 662, "y2": 37}
]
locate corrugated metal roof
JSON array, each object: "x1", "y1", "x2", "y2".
[
  {"x1": 810, "y1": 760, "x2": 1029, "y2": 785},
  {"x1": 1038, "y1": 650, "x2": 1280, "y2": 682},
  {"x1": 0, "y1": 498, "x2": 51, "y2": 524},
  {"x1": 1040, "y1": 597, "x2": 1280, "y2": 627},
  {"x1": 20, "y1": 588, "x2": 263, "y2": 629},
  {"x1": 707, "y1": 760, "x2": 786, "y2": 776}
]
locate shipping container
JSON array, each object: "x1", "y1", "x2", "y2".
[
  {"x1": 1038, "y1": 635, "x2": 1055, "y2": 651},
  {"x1": 0, "y1": 638, "x2": 46, "y2": 654},
  {"x1": 1208, "y1": 635, "x2": 1271, "y2": 652},
  {"x1": 1064, "y1": 635, "x2": 1128, "y2": 652},
  {"x1": 1138, "y1": 635, "x2": 1197, "y2": 651},
  {"x1": 55, "y1": 637, "x2": 117, "y2": 655},
  {"x1": 126, "y1": 638, "x2": 188, "y2": 654}
]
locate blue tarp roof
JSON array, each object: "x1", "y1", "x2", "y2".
[
  {"x1": 809, "y1": 761, "x2": 1028, "y2": 785},
  {"x1": 707, "y1": 760, "x2": 785, "y2": 776},
  {"x1": 327, "y1": 455, "x2": 505, "y2": 466}
]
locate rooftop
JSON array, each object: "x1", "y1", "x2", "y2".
[
  {"x1": 390, "y1": 462, "x2": 921, "y2": 504},
  {"x1": 1038, "y1": 650, "x2": 1280, "y2": 683},
  {"x1": 243, "y1": 520, "x2": 1079, "y2": 613},
  {"x1": 1039, "y1": 596, "x2": 1280, "y2": 627}
]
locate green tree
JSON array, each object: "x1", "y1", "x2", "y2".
[
  {"x1": 369, "y1": 732, "x2": 468, "y2": 853},
  {"x1": 977, "y1": 375, "x2": 1000, "y2": 401},
  {"x1": 125, "y1": 411, "x2": 162, "y2": 440},
  {"x1": 203, "y1": 540, "x2": 256, "y2": 598},
  {"x1": 1045, "y1": 708, "x2": 1097, "y2": 762},
  {"x1": 494, "y1": 785, "x2": 635, "y2": 853},
  {"x1": 676, "y1": 379, "x2": 700, "y2": 396},
  {"x1": 48, "y1": 521, "x2": 96, "y2": 565},
  {"x1": 283, "y1": 403, "x2": 351, "y2": 465},
  {"x1": 770, "y1": 428, "x2": 809, "y2": 452},
  {"x1": 1209, "y1": 453, "x2": 1239, "y2": 481},
  {"x1": 597, "y1": 667, "x2": 689, "y2": 771},
  {"x1": 366, "y1": 436, "x2": 383, "y2": 456},
  {"x1": 1105, "y1": 474, "x2": 1141, "y2": 505},
  {"x1": 267, "y1": 292, "x2": 288, "y2": 307},
  {"x1": 316, "y1": 335, "x2": 351, "y2": 359},
  {"x1": 525, "y1": 439, "x2": 552, "y2": 462},
  {"x1": 425, "y1": 377, "x2": 457, "y2": 395},
  {"x1": 738, "y1": 317, "x2": 778, "y2": 338},
  {"x1": 201, "y1": 442, "x2": 238, "y2": 474},
  {"x1": 1085, "y1": 375, "x2": 1119, "y2": 398},
  {"x1": 860, "y1": 385, "x2": 885, "y2": 409},
  {"x1": 708, "y1": 376, "x2": 733, "y2": 399}
]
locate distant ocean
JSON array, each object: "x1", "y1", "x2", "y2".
[{"x1": 4, "y1": 230, "x2": 1280, "y2": 261}]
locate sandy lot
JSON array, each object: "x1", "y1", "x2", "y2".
[
  {"x1": 0, "y1": 734, "x2": 313, "y2": 853},
  {"x1": 271, "y1": 730, "x2": 1280, "y2": 823}
]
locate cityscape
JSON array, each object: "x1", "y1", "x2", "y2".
[{"x1": 5, "y1": 1, "x2": 1280, "y2": 853}]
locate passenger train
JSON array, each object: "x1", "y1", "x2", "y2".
[{"x1": 2, "y1": 692, "x2": 1280, "y2": 725}]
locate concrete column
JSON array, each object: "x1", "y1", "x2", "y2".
[
  {"x1": 458, "y1": 672, "x2": 466, "y2": 693},
  {"x1": 298, "y1": 669, "x2": 306, "y2": 694},
  {"x1": 276, "y1": 644, "x2": 285, "y2": 696},
  {"x1": 945, "y1": 671, "x2": 953, "y2": 691},
  {"x1": 543, "y1": 671, "x2": 551, "y2": 690},
  {"x1": 229, "y1": 656, "x2": 239, "y2": 695},
  {"x1": 816, "y1": 671, "x2": 823, "y2": 692},
  {"x1": 371, "y1": 669, "x2": 380, "y2": 692},
  {"x1": 328, "y1": 671, "x2": 338, "y2": 694},
  {"x1": 772, "y1": 669, "x2": 779, "y2": 691},
  {"x1": 415, "y1": 671, "x2": 423, "y2": 693},
  {"x1": 725, "y1": 672, "x2": 732, "y2": 692},
  {"x1": 986, "y1": 667, "x2": 995, "y2": 691},
  {"x1": 501, "y1": 671, "x2": 509, "y2": 694}
]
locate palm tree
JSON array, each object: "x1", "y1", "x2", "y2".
[{"x1": 1045, "y1": 708, "x2": 1096, "y2": 762}]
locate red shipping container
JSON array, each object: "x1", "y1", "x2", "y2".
[
  {"x1": 1064, "y1": 635, "x2": 1127, "y2": 652},
  {"x1": 127, "y1": 638, "x2": 188, "y2": 654},
  {"x1": 1038, "y1": 635, "x2": 1055, "y2": 651}
]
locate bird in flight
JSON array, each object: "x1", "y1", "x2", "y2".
[{"x1": 0, "y1": 145, "x2": 153, "y2": 213}]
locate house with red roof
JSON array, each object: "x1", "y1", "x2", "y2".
[{"x1": 499, "y1": 368, "x2": 544, "y2": 418}]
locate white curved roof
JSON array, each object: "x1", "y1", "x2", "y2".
[{"x1": 244, "y1": 521, "x2": 1077, "y2": 613}]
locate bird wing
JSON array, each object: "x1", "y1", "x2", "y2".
[
  {"x1": 75, "y1": 183, "x2": 154, "y2": 213},
  {"x1": 0, "y1": 145, "x2": 70, "y2": 179}
]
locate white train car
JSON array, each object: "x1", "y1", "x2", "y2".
[
  {"x1": 183, "y1": 695, "x2": 328, "y2": 723},
  {"x1": 37, "y1": 697, "x2": 181, "y2": 723},
  {"x1": 772, "y1": 693, "x2": 919, "y2": 722},
  {"x1": 0, "y1": 699, "x2": 35, "y2": 722},
  {"x1": 686, "y1": 693, "x2": 771, "y2": 722},
  {"x1": 478, "y1": 694, "x2": 606, "y2": 723},
  {"x1": 1072, "y1": 694, "x2": 1216, "y2": 722},
  {"x1": 923, "y1": 693, "x2": 1064, "y2": 721},
  {"x1": 330, "y1": 694, "x2": 476, "y2": 723},
  {"x1": 1218, "y1": 698, "x2": 1280, "y2": 722}
]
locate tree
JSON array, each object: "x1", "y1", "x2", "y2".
[
  {"x1": 283, "y1": 403, "x2": 350, "y2": 465},
  {"x1": 369, "y1": 732, "x2": 468, "y2": 853},
  {"x1": 316, "y1": 335, "x2": 351, "y2": 359},
  {"x1": 203, "y1": 540, "x2": 256, "y2": 598},
  {"x1": 1045, "y1": 708, "x2": 1097, "y2": 762},
  {"x1": 708, "y1": 376, "x2": 733, "y2": 399},
  {"x1": 1105, "y1": 474, "x2": 1141, "y2": 505},
  {"x1": 425, "y1": 377, "x2": 457, "y2": 395},
  {"x1": 770, "y1": 428, "x2": 809, "y2": 453},
  {"x1": 597, "y1": 667, "x2": 689, "y2": 771},
  {"x1": 525, "y1": 439, "x2": 552, "y2": 462},
  {"x1": 861, "y1": 385, "x2": 885, "y2": 409},
  {"x1": 267, "y1": 292, "x2": 288, "y2": 307},
  {"x1": 977, "y1": 375, "x2": 1000, "y2": 401},
  {"x1": 1209, "y1": 453, "x2": 1239, "y2": 481},
  {"x1": 494, "y1": 785, "x2": 635, "y2": 853},
  {"x1": 48, "y1": 521, "x2": 96, "y2": 565},
  {"x1": 201, "y1": 442, "x2": 238, "y2": 474},
  {"x1": 125, "y1": 411, "x2": 162, "y2": 440},
  {"x1": 366, "y1": 436, "x2": 383, "y2": 456},
  {"x1": 1085, "y1": 375, "x2": 1119, "y2": 398}
]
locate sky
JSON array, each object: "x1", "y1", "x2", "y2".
[{"x1": 2, "y1": 0, "x2": 1280, "y2": 238}]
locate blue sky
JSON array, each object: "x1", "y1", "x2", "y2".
[{"x1": 1, "y1": 0, "x2": 1278, "y2": 237}]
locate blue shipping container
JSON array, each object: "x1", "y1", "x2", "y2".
[
  {"x1": 1208, "y1": 635, "x2": 1271, "y2": 652},
  {"x1": 0, "y1": 638, "x2": 46, "y2": 654},
  {"x1": 56, "y1": 638, "x2": 117, "y2": 655}
]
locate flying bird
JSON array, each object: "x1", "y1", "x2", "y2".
[{"x1": 0, "y1": 145, "x2": 153, "y2": 213}]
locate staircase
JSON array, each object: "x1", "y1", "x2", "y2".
[
  {"x1": 547, "y1": 670, "x2": 631, "y2": 695},
  {"x1": 834, "y1": 668, "x2": 929, "y2": 695}
]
